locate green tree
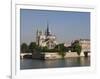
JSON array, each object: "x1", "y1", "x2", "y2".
[
  {"x1": 21, "y1": 43, "x2": 28, "y2": 53},
  {"x1": 56, "y1": 43, "x2": 67, "y2": 59},
  {"x1": 55, "y1": 43, "x2": 68, "y2": 52},
  {"x1": 71, "y1": 40, "x2": 82, "y2": 55},
  {"x1": 40, "y1": 46, "x2": 48, "y2": 52},
  {"x1": 28, "y1": 42, "x2": 37, "y2": 53}
]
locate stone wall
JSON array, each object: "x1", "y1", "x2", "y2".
[
  {"x1": 44, "y1": 52, "x2": 61, "y2": 59},
  {"x1": 65, "y1": 52, "x2": 79, "y2": 58},
  {"x1": 32, "y1": 51, "x2": 90, "y2": 60},
  {"x1": 43, "y1": 52, "x2": 79, "y2": 59},
  {"x1": 32, "y1": 51, "x2": 43, "y2": 59}
]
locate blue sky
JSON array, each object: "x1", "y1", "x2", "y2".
[{"x1": 20, "y1": 9, "x2": 90, "y2": 45}]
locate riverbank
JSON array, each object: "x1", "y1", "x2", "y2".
[
  {"x1": 20, "y1": 56, "x2": 90, "y2": 69},
  {"x1": 32, "y1": 52, "x2": 90, "y2": 60}
]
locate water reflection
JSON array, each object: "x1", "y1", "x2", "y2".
[{"x1": 20, "y1": 57, "x2": 90, "y2": 69}]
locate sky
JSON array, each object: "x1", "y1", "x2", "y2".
[{"x1": 20, "y1": 9, "x2": 90, "y2": 45}]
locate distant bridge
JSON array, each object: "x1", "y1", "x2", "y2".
[{"x1": 20, "y1": 53, "x2": 32, "y2": 59}]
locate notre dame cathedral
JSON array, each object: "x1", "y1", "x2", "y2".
[{"x1": 36, "y1": 23, "x2": 57, "y2": 49}]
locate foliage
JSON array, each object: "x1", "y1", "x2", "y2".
[
  {"x1": 20, "y1": 42, "x2": 69, "y2": 58},
  {"x1": 71, "y1": 40, "x2": 82, "y2": 55},
  {"x1": 55, "y1": 43, "x2": 67, "y2": 58},
  {"x1": 28, "y1": 42, "x2": 37, "y2": 53},
  {"x1": 21, "y1": 43, "x2": 28, "y2": 53}
]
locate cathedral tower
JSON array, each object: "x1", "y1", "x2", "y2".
[{"x1": 45, "y1": 22, "x2": 50, "y2": 36}]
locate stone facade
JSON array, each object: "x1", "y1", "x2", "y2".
[
  {"x1": 79, "y1": 39, "x2": 90, "y2": 52},
  {"x1": 79, "y1": 39, "x2": 90, "y2": 56},
  {"x1": 36, "y1": 24, "x2": 57, "y2": 49}
]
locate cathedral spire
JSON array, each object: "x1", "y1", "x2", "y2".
[{"x1": 46, "y1": 21, "x2": 50, "y2": 36}]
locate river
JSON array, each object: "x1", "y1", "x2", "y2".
[{"x1": 20, "y1": 56, "x2": 90, "y2": 69}]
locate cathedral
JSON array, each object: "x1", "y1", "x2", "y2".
[{"x1": 36, "y1": 23, "x2": 57, "y2": 49}]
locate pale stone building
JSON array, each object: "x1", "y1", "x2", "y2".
[
  {"x1": 36, "y1": 23, "x2": 57, "y2": 49},
  {"x1": 79, "y1": 39, "x2": 90, "y2": 56}
]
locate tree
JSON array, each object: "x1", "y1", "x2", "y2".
[
  {"x1": 41, "y1": 46, "x2": 48, "y2": 52},
  {"x1": 21, "y1": 43, "x2": 28, "y2": 53},
  {"x1": 71, "y1": 40, "x2": 82, "y2": 55},
  {"x1": 55, "y1": 43, "x2": 67, "y2": 59},
  {"x1": 28, "y1": 42, "x2": 37, "y2": 53},
  {"x1": 55, "y1": 43, "x2": 68, "y2": 52}
]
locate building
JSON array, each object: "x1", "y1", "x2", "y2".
[
  {"x1": 36, "y1": 23, "x2": 57, "y2": 49},
  {"x1": 70, "y1": 39, "x2": 90, "y2": 56},
  {"x1": 79, "y1": 39, "x2": 90, "y2": 51},
  {"x1": 64, "y1": 42, "x2": 71, "y2": 47},
  {"x1": 79, "y1": 39, "x2": 90, "y2": 56}
]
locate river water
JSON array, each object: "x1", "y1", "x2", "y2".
[{"x1": 20, "y1": 57, "x2": 90, "y2": 69}]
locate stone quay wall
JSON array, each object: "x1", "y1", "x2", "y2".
[
  {"x1": 42, "y1": 52, "x2": 79, "y2": 60},
  {"x1": 32, "y1": 51, "x2": 90, "y2": 60}
]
